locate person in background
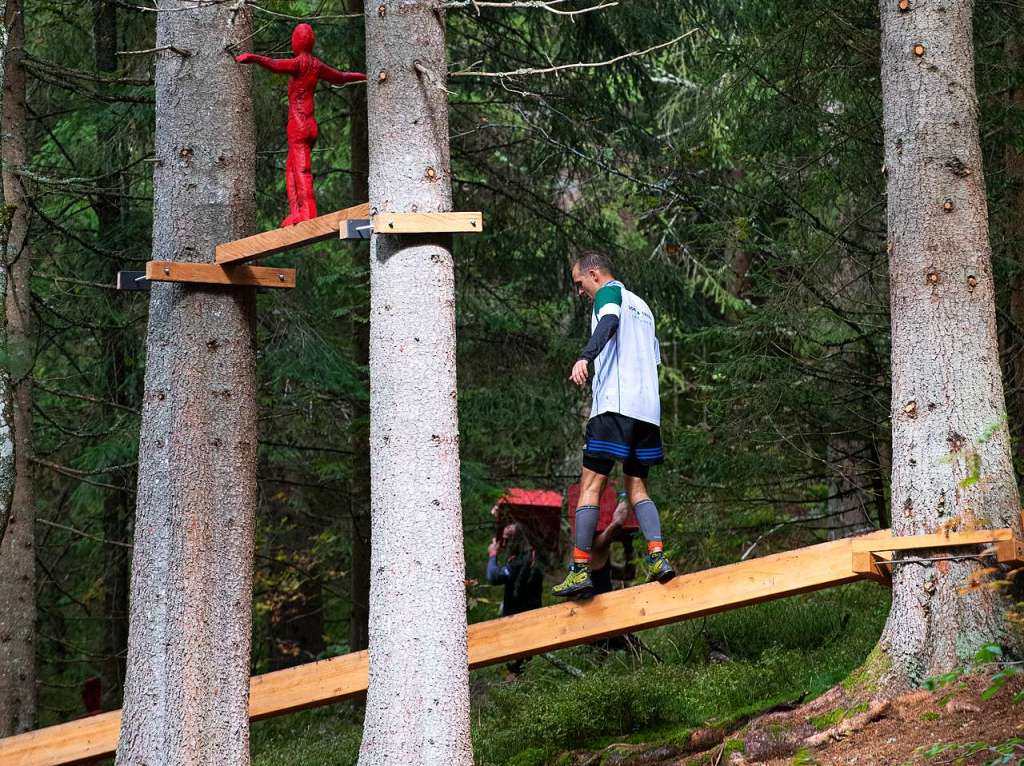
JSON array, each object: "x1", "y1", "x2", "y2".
[
  {"x1": 589, "y1": 492, "x2": 634, "y2": 595},
  {"x1": 487, "y1": 522, "x2": 544, "y2": 617},
  {"x1": 487, "y1": 522, "x2": 544, "y2": 678}
]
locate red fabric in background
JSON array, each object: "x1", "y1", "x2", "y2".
[{"x1": 494, "y1": 488, "x2": 563, "y2": 553}]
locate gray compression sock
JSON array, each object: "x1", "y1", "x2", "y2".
[
  {"x1": 574, "y1": 505, "x2": 600, "y2": 559},
  {"x1": 634, "y1": 499, "x2": 662, "y2": 545}
]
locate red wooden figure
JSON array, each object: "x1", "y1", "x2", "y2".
[{"x1": 236, "y1": 24, "x2": 366, "y2": 227}]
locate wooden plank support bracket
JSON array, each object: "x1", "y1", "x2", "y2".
[
  {"x1": 851, "y1": 528, "x2": 1015, "y2": 554},
  {"x1": 371, "y1": 211, "x2": 483, "y2": 234},
  {"x1": 115, "y1": 271, "x2": 150, "y2": 291},
  {"x1": 851, "y1": 550, "x2": 892, "y2": 585},
  {"x1": 339, "y1": 219, "x2": 372, "y2": 240},
  {"x1": 146, "y1": 261, "x2": 296, "y2": 289},
  {"x1": 995, "y1": 538, "x2": 1024, "y2": 567},
  {"x1": 852, "y1": 523, "x2": 1024, "y2": 571}
]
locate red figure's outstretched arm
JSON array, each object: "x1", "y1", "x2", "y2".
[
  {"x1": 236, "y1": 52, "x2": 300, "y2": 75},
  {"x1": 319, "y1": 64, "x2": 367, "y2": 86}
]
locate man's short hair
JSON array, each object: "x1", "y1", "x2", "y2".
[{"x1": 573, "y1": 250, "x2": 614, "y2": 275}]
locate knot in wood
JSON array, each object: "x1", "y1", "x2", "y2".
[
  {"x1": 898, "y1": 0, "x2": 910, "y2": 9},
  {"x1": 926, "y1": 270, "x2": 940, "y2": 285},
  {"x1": 425, "y1": 166, "x2": 437, "y2": 180},
  {"x1": 913, "y1": 44, "x2": 926, "y2": 57},
  {"x1": 377, "y1": 69, "x2": 388, "y2": 82},
  {"x1": 967, "y1": 274, "x2": 977, "y2": 290},
  {"x1": 904, "y1": 400, "x2": 918, "y2": 418},
  {"x1": 378, "y1": 4, "x2": 386, "y2": 16},
  {"x1": 945, "y1": 157, "x2": 970, "y2": 177},
  {"x1": 943, "y1": 199, "x2": 954, "y2": 212}
]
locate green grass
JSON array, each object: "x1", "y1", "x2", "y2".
[{"x1": 251, "y1": 582, "x2": 889, "y2": 766}]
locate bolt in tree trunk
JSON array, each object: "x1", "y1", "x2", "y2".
[
  {"x1": 0, "y1": 0, "x2": 35, "y2": 737},
  {"x1": 876, "y1": 0, "x2": 1022, "y2": 690},
  {"x1": 115, "y1": 2, "x2": 258, "y2": 763},
  {"x1": 348, "y1": 0, "x2": 371, "y2": 654},
  {"x1": 359, "y1": 1, "x2": 472, "y2": 763}
]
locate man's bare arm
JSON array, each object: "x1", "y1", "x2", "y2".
[{"x1": 591, "y1": 499, "x2": 629, "y2": 556}]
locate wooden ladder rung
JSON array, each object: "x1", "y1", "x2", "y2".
[
  {"x1": 371, "y1": 211, "x2": 483, "y2": 234},
  {"x1": 146, "y1": 262, "x2": 295, "y2": 289}
]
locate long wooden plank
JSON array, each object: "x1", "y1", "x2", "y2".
[
  {"x1": 146, "y1": 262, "x2": 296, "y2": 289},
  {"x1": 215, "y1": 203, "x2": 370, "y2": 265},
  {"x1": 0, "y1": 531, "x2": 893, "y2": 766},
  {"x1": 372, "y1": 211, "x2": 483, "y2": 234}
]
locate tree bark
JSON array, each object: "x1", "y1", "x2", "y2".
[
  {"x1": 876, "y1": 0, "x2": 1022, "y2": 689},
  {"x1": 359, "y1": 2, "x2": 472, "y2": 763},
  {"x1": 115, "y1": 2, "x2": 258, "y2": 763},
  {"x1": 0, "y1": 0, "x2": 11, "y2": 550},
  {"x1": 0, "y1": 0, "x2": 34, "y2": 736},
  {"x1": 348, "y1": 0, "x2": 371, "y2": 655}
]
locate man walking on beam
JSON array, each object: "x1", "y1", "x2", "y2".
[{"x1": 554, "y1": 252, "x2": 675, "y2": 599}]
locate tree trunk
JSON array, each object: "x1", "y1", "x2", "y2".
[
  {"x1": 359, "y1": 2, "x2": 472, "y2": 763},
  {"x1": 115, "y1": 2, "x2": 258, "y2": 763},
  {"x1": 876, "y1": 0, "x2": 1022, "y2": 690},
  {"x1": 0, "y1": 0, "x2": 11, "y2": 550},
  {"x1": 0, "y1": 0, "x2": 35, "y2": 736},
  {"x1": 348, "y1": 0, "x2": 371, "y2": 655}
]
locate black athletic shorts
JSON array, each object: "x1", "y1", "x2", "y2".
[{"x1": 582, "y1": 412, "x2": 664, "y2": 478}]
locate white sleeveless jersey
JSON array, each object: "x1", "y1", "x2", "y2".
[{"x1": 590, "y1": 280, "x2": 661, "y2": 425}]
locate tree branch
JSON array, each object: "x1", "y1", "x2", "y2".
[{"x1": 451, "y1": 28, "x2": 698, "y2": 78}]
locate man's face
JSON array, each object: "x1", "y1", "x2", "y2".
[
  {"x1": 572, "y1": 264, "x2": 602, "y2": 302},
  {"x1": 502, "y1": 524, "x2": 517, "y2": 543}
]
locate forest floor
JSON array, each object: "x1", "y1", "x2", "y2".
[{"x1": 558, "y1": 673, "x2": 1024, "y2": 766}]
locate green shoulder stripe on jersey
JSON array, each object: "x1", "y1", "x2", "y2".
[{"x1": 594, "y1": 283, "x2": 622, "y2": 315}]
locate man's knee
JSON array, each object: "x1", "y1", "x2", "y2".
[
  {"x1": 578, "y1": 466, "x2": 607, "y2": 504},
  {"x1": 623, "y1": 475, "x2": 650, "y2": 504}
]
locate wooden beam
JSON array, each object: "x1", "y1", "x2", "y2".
[
  {"x1": 851, "y1": 528, "x2": 1013, "y2": 553},
  {"x1": 995, "y1": 538, "x2": 1024, "y2": 566},
  {"x1": 371, "y1": 211, "x2": 483, "y2": 234},
  {"x1": 0, "y1": 530, "x2": 896, "y2": 766},
  {"x1": 851, "y1": 551, "x2": 892, "y2": 585},
  {"x1": 215, "y1": 203, "x2": 370, "y2": 265},
  {"x1": 145, "y1": 262, "x2": 296, "y2": 289}
]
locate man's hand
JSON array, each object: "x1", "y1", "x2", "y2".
[
  {"x1": 610, "y1": 499, "x2": 629, "y2": 529},
  {"x1": 570, "y1": 359, "x2": 589, "y2": 387},
  {"x1": 488, "y1": 539, "x2": 500, "y2": 558}
]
